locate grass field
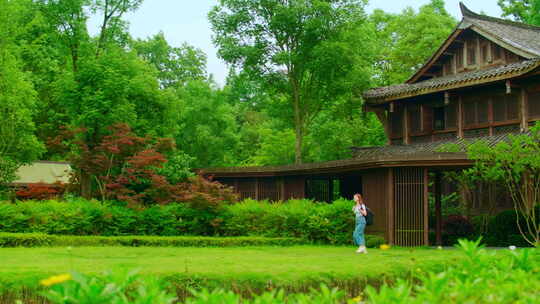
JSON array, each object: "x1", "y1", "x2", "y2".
[{"x1": 0, "y1": 246, "x2": 464, "y2": 284}]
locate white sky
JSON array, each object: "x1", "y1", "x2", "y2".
[{"x1": 90, "y1": 0, "x2": 504, "y2": 86}]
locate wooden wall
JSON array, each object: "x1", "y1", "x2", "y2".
[{"x1": 361, "y1": 169, "x2": 391, "y2": 240}]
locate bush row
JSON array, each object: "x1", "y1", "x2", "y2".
[
  {"x1": 0, "y1": 233, "x2": 305, "y2": 247},
  {"x1": 0, "y1": 198, "x2": 386, "y2": 246},
  {"x1": 433, "y1": 206, "x2": 540, "y2": 247}
]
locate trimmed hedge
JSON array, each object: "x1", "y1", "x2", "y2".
[
  {"x1": 219, "y1": 199, "x2": 385, "y2": 246},
  {"x1": 0, "y1": 199, "x2": 215, "y2": 236},
  {"x1": 0, "y1": 198, "x2": 387, "y2": 246},
  {"x1": 0, "y1": 233, "x2": 305, "y2": 247}
]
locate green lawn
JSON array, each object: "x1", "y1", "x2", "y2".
[{"x1": 0, "y1": 246, "x2": 464, "y2": 285}]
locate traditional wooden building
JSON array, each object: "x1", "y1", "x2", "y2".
[{"x1": 202, "y1": 4, "x2": 540, "y2": 246}]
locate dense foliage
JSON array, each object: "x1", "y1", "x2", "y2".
[
  {"x1": 0, "y1": 198, "x2": 385, "y2": 246},
  {"x1": 0, "y1": 0, "x2": 463, "y2": 200},
  {"x1": 498, "y1": 0, "x2": 540, "y2": 25},
  {"x1": 453, "y1": 124, "x2": 540, "y2": 246}
]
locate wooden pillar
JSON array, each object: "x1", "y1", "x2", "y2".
[
  {"x1": 488, "y1": 96, "x2": 494, "y2": 136},
  {"x1": 423, "y1": 168, "x2": 429, "y2": 246},
  {"x1": 255, "y1": 177, "x2": 260, "y2": 200},
  {"x1": 279, "y1": 177, "x2": 285, "y2": 201},
  {"x1": 435, "y1": 172, "x2": 443, "y2": 246},
  {"x1": 328, "y1": 178, "x2": 334, "y2": 203},
  {"x1": 520, "y1": 88, "x2": 529, "y2": 132},
  {"x1": 387, "y1": 168, "x2": 395, "y2": 245},
  {"x1": 403, "y1": 105, "x2": 410, "y2": 145},
  {"x1": 457, "y1": 96, "x2": 464, "y2": 138}
]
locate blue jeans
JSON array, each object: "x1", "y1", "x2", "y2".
[{"x1": 353, "y1": 216, "x2": 366, "y2": 246}]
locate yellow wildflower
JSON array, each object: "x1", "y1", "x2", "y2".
[
  {"x1": 349, "y1": 295, "x2": 362, "y2": 303},
  {"x1": 380, "y1": 244, "x2": 391, "y2": 250},
  {"x1": 40, "y1": 273, "x2": 72, "y2": 287}
]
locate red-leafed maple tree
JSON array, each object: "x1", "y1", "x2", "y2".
[{"x1": 49, "y1": 123, "x2": 237, "y2": 207}]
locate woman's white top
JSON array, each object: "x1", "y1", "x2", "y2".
[{"x1": 352, "y1": 204, "x2": 366, "y2": 217}]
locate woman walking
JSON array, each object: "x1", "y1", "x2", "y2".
[{"x1": 352, "y1": 193, "x2": 368, "y2": 253}]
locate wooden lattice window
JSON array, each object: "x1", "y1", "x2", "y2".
[
  {"x1": 492, "y1": 44, "x2": 502, "y2": 61},
  {"x1": 507, "y1": 94, "x2": 519, "y2": 120},
  {"x1": 467, "y1": 43, "x2": 477, "y2": 66},
  {"x1": 390, "y1": 107, "x2": 403, "y2": 138},
  {"x1": 493, "y1": 95, "x2": 505, "y2": 122},
  {"x1": 463, "y1": 98, "x2": 489, "y2": 126},
  {"x1": 409, "y1": 104, "x2": 422, "y2": 134},
  {"x1": 306, "y1": 179, "x2": 331, "y2": 203},
  {"x1": 422, "y1": 105, "x2": 433, "y2": 132},
  {"x1": 493, "y1": 94, "x2": 519, "y2": 122},
  {"x1": 464, "y1": 100, "x2": 476, "y2": 126},
  {"x1": 258, "y1": 178, "x2": 280, "y2": 201},
  {"x1": 477, "y1": 100, "x2": 488, "y2": 123},
  {"x1": 529, "y1": 91, "x2": 540, "y2": 118},
  {"x1": 481, "y1": 42, "x2": 490, "y2": 64},
  {"x1": 456, "y1": 47, "x2": 464, "y2": 69},
  {"x1": 443, "y1": 61, "x2": 452, "y2": 75},
  {"x1": 446, "y1": 99, "x2": 457, "y2": 129}
]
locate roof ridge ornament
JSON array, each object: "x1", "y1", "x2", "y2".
[{"x1": 459, "y1": 2, "x2": 475, "y2": 18}]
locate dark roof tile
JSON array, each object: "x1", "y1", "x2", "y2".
[{"x1": 364, "y1": 59, "x2": 540, "y2": 101}]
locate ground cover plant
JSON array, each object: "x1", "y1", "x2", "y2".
[
  {"x1": 1, "y1": 240, "x2": 537, "y2": 303},
  {"x1": 0, "y1": 246, "x2": 463, "y2": 302}
]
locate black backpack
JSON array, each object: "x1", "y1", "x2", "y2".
[{"x1": 365, "y1": 208, "x2": 374, "y2": 226}]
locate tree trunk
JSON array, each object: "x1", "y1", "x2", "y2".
[
  {"x1": 291, "y1": 79, "x2": 303, "y2": 164},
  {"x1": 294, "y1": 121, "x2": 303, "y2": 164},
  {"x1": 80, "y1": 171, "x2": 92, "y2": 199}
]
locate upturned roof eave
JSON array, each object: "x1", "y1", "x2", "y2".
[{"x1": 363, "y1": 62, "x2": 540, "y2": 104}]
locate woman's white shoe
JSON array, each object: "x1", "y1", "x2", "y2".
[{"x1": 356, "y1": 246, "x2": 367, "y2": 253}]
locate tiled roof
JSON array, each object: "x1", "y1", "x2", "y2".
[
  {"x1": 461, "y1": 4, "x2": 540, "y2": 58},
  {"x1": 202, "y1": 132, "x2": 525, "y2": 176},
  {"x1": 363, "y1": 3, "x2": 540, "y2": 103},
  {"x1": 351, "y1": 132, "x2": 518, "y2": 158},
  {"x1": 363, "y1": 59, "x2": 540, "y2": 101}
]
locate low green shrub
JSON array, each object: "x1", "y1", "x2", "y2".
[
  {"x1": 0, "y1": 233, "x2": 304, "y2": 248},
  {"x1": 484, "y1": 207, "x2": 540, "y2": 247},
  {"x1": 365, "y1": 239, "x2": 540, "y2": 303},
  {"x1": 38, "y1": 271, "x2": 348, "y2": 304},
  {"x1": 0, "y1": 198, "x2": 387, "y2": 246},
  {"x1": 219, "y1": 198, "x2": 383, "y2": 246},
  {"x1": 0, "y1": 198, "x2": 216, "y2": 236}
]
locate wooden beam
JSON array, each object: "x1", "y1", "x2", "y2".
[
  {"x1": 435, "y1": 172, "x2": 442, "y2": 246},
  {"x1": 403, "y1": 105, "x2": 410, "y2": 145},
  {"x1": 423, "y1": 168, "x2": 429, "y2": 246},
  {"x1": 488, "y1": 96, "x2": 494, "y2": 136},
  {"x1": 457, "y1": 96, "x2": 464, "y2": 138},
  {"x1": 521, "y1": 88, "x2": 529, "y2": 132},
  {"x1": 387, "y1": 168, "x2": 394, "y2": 245},
  {"x1": 255, "y1": 177, "x2": 260, "y2": 200}
]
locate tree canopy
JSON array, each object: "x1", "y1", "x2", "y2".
[
  {"x1": 498, "y1": 0, "x2": 540, "y2": 26},
  {"x1": 0, "y1": 0, "x2": 479, "y2": 196}
]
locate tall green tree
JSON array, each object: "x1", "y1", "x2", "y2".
[
  {"x1": 498, "y1": 0, "x2": 540, "y2": 25},
  {"x1": 209, "y1": 0, "x2": 373, "y2": 164},
  {"x1": 0, "y1": 0, "x2": 44, "y2": 190},
  {"x1": 175, "y1": 80, "x2": 240, "y2": 168},
  {"x1": 132, "y1": 32, "x2": 207, "y2": 88},
  {"x1": 370, "y1": 0, "x2": 457, "y2": 85},
  {"x1": 92, "y1": 0, "x2": 143, "y2": 55}
]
